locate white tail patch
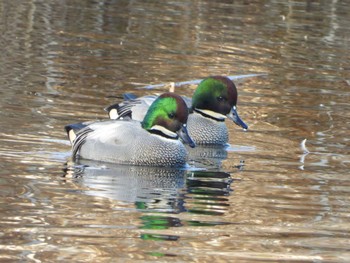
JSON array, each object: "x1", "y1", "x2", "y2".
[
  {"x1": 109, "y1": 109, "x2": 118, "y2": 120},
  {"x1": 68, "y1": 129, "x2": 77, "y2": 144}
]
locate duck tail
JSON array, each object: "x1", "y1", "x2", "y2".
[
  {"x1": 104, "y1": 103, "x2": 120, "y2": 119},
  {"x1": 64, "y1": 122, "x2": 88, "y2": 145},
  {"x1": 104, "y1": 93, "x2": 138, "y2": 120}
]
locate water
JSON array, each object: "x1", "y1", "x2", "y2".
[{"x1": 1, "y1": 0, "x2": 350, "y2": 262}]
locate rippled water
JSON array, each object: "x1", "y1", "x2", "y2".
[{"x1": 1, "y1": 0, "x2": 350, "y2": 262}]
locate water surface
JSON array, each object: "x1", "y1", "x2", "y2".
[{"x1": 0, "y1": 1, "x2": 350, "y2": 262}]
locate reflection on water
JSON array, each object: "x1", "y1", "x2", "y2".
[
  {"x1": 1, "y1": 0, "x2": 350, "y2": 261},
  {"x1": 64, "y1": 160, "x2": 234, "y2": 243},
  {"x1": 64, "y1": 160, "x2": 233, "y2": 218},
  {"x1": 186, "y1": 145, "x2": 228, "y2": 169},
  {"x1": 65, "y1": 160, "x2": 187, "y2": 213}
]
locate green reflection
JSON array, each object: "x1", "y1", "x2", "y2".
[
  {"x1": 146, "y1": 251, "x2": 177, "y2": 257},
  {"x1": 186, "y1": 209, "x2": 225, "y2": 216},
  {"x1": 140, "y1": 215, "x2": 182, "y2": 230},
  {"x1": 141, "y1": 233, "x2": 179, "y2": 241}
]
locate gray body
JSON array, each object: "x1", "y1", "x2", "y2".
[
  {"x1": 187, "y1": 112, "x2": 228, "y2": 145},
  {"x1": 110, "y1": 96, "x2": 229, "y2": 145},
  {"x1": 76, "y1": 120, "x2": 188, "y2": 167}
]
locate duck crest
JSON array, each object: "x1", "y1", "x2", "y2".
[{"x1": 191, "y1": 76, "x2": 237, "y2": 117}]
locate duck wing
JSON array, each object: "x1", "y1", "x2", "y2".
[{"x1": 70, "y1": 120, "x2": 144, "y2": 159}]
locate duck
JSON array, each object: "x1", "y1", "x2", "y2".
[
  {"x1": 105, "y1": 76, "x2": 248, "y2": 145},
  {"x1": 65, "y1": 93, "x2": 195, "y2": 167}
]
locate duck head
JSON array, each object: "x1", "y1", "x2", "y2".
[
  {"x1": 142, "y1": 92, "x2": 196, "y2": 148},
  {"x1": 191, "y1": 76, "x2": 248, "y2": 129}
]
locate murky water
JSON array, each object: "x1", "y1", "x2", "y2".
[{"x1": 1, "y1": 0, "x2": 350, "y2": 262}]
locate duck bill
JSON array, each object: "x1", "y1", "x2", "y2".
[
  {"x1": 227, "y1": 106, "x2": 248, "y2": 130},
  {"x1": 178, "y1": 124, "x2": 196, "y2": 148}
]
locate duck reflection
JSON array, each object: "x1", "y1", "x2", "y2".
[
  {"x1": 65, "y1": 160, "x2": 187, "y2": 213},
  {"x1": 64, "y1": 160, "x2": 234, "y2": 238},
  {"x1": 186, "y1": 145, "x2": 228, "y2": 168},
  {"x1": 186, "y1": 170, "x2": 233, "y2": 216}
]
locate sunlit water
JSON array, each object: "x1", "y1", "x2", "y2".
[{"x1": 0, "y1": 1, "x2": 350, "y2": 262}]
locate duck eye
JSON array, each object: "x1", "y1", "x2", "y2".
[
  {"x1": 217, "y1": 96, "x2": 225, "y2": 102},
  {"x1": 168, "y1": 113, "x2": 175, "y2": 119}
]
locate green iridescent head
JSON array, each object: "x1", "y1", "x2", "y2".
[
  {"x1": 191, "y1": 76, "x2": 237, "y2": 115},
  {"x1": 141, "y1": 92, "x2": 195, "y2": 147},
  {"x1": 142, "y1": 93, "x2": 188, "y2": 131}
]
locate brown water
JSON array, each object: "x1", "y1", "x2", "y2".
[{"x1": 1, "y1": 0, "x2": 350, "y2": 262}]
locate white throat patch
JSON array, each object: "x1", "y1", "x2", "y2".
[
  {"x1": 195, "y1": 108, "x2": 227, "y2": 120},
  {"x1": 150, "y1": 125, "x2": 177, "y2": 138}
]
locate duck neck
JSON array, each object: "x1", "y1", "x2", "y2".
[
  {"x1": 147, "y1": 125, "x2": 178, "y2": 140},
  {"x1": 193, "y1": 108, "x2": 226, "y2": 122}
]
